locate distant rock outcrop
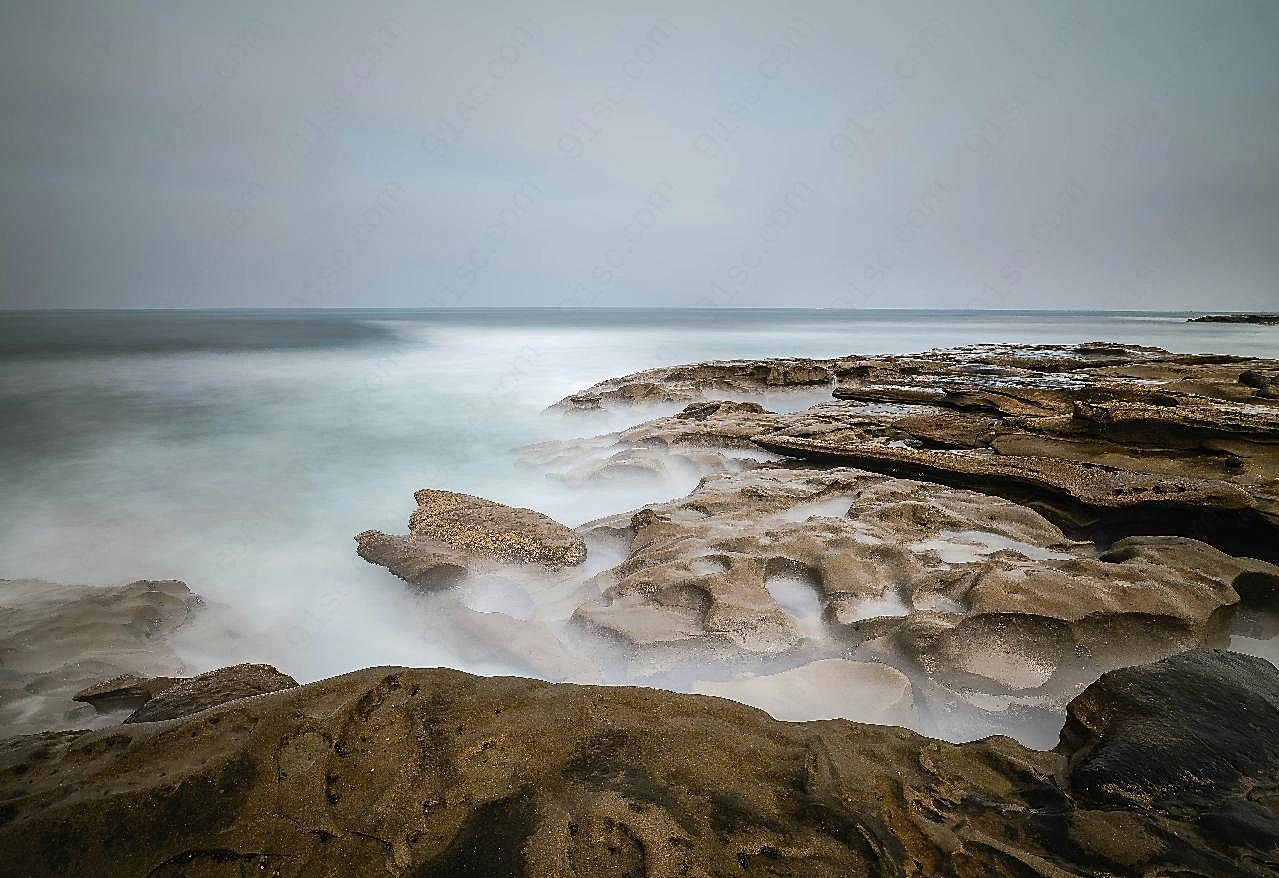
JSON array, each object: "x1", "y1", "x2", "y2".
[{"x1": 1190, "y1": 313, "x2": 1279, "y2": 324}]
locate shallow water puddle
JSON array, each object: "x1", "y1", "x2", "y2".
[
  {"x1": 773, "y1": 496, "x2": 855, "y2": 523},
  {"x1": 844, "y1": 592, "x2": 911, "y2": 621},
  {"x1": 459, "y1": 576, "x2": 537, "y2": 621},
  {"x1": 765, "y1": 575, "x2": 823, "y2": 623},
  {"x1": 910, "y1": 529, "x2": 1073, "y2": 564}
]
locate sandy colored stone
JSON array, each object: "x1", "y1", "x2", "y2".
[{"x1": 356, "y1": 489, "x2": 587, "y2": 587}]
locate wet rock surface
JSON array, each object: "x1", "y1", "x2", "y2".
[
  {"x1": 2, "y1": 650, "x2": 1276, "y2": 877},
  {"x1": 1058, "y1": 650, "x2": 1279, "y2": 825}
]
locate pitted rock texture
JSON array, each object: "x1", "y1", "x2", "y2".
[
  {"x1": 0, "y1": 578, "x2": 199, "y2": 736},
  {"x1": 2, "y1": 651, "x2": 1277, "y2": 877},
  {"x1": 124, "y1": 663, "x2": 298, "y2": 724},
  {"x1": 571, "y1": 464, "x2": 1274, "y2": 740},
  {"x1": 357, "y1": 489, "x2": 587, "y2": 586}
]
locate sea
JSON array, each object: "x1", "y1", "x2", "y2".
[{"x1": 3, "y1": 308, "x2": 1277, "y2": 697}]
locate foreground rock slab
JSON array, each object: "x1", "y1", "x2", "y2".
[
  {"x1": 1, "y1": 650, "x2": 1275, "y2": 876},
  {"x1": 357, "y1": 488, "x2": 587, "y2": 587}
]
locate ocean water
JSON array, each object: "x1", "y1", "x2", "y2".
[{"x1": 2, "y1": 308, "x2": 1277, "y2": 698}]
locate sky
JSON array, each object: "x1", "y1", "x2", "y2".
[{"x1": 1, "y1": 0, "x2": 1277, "y2": 310}]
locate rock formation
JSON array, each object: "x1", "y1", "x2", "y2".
[
  {"x1": 549, "y1": 358, "x2": 841, "y2": 411},
  {"x1": 2, "y1": 650, "x2": 1275, "y2": 876},
  {"x1": 73, "y1": 674, "x2": 184, "y2": 715},
  {"x1": 123, "y1": 663, "x2": 298, "y2": 724},
  {"x1": 357, "y1": 489, "x2": 587, "y2": 587},
  {"x1": 527, "y1": 343, "x2": 1279, "y2": 739},
  {"x1": 570, "y1": 463, "x2": 1274, "y2": 740},
  {"x1": 520, "y1": 400, "x2": 784, "y2": 484},
  {"x1": 1190, "y1": 313, "x2": 1279, "y2": 324}
]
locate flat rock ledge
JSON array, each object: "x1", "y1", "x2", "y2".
[
  {"x1": 1, "y1": 649, "x2": 1276, "y2": 876},
  {"x1": 123, "y1": 663, "x2": 298, "y2": 724},
  {"x1": 357, "y1": 488, "x2": 587, "y2": 587}
]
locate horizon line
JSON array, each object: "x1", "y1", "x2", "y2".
[{"x1": 0, "y1": 306, "x2": 1263, "y2": 315}]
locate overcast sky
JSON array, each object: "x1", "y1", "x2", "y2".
[{"x1": 2, "y1": 1, "x2": 1277, "y2": 309}]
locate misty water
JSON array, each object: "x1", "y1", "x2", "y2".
[{"x1": 3, "y1": 308, "x2": 1278, "y2": 738}]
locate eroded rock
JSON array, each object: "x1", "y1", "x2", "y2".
[
  {"x1": 357, "y1": 489, "x2": 587, "y2": 587},
  {"x1": 569, "y1": 464, "x2": 1273, "y2": 740}
]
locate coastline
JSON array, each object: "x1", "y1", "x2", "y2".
[{"x1": 3, "y1": 338, "x2": 1279, "y2": 873}]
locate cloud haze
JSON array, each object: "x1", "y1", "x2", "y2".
[{"x1": 1, "y1": 0, "x2": 1276, "y2": 309}]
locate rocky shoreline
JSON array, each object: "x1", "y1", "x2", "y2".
[{"x1": 3, "y1": 341, "x2": 1279, "y2": 875}]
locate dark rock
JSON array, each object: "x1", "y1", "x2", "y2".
[
  {"x1": 1190, "y1": 313, "x2": 1279, "y2": 324},
  {"x1": 1058, "y1": 649, "x2": 1279, "y2": 823},
  {"x1": 123, "y1": 663, "x2": 297, "y2": 724}
]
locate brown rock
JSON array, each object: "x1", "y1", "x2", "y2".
[
  {"x1": 356, "y1": 489, "x2": 587, "y2": 587},
  {"x1": 2, "y1": 651, "x2": 1276, "y2": 876},
  {"x1": 354, "y1": 530, "x2": 468, "y2": 589},
  {"x1": 408, "y1": 489, "x2": 585, "y2": 568},
  {"x1": 124, "y1": 663, "x2": 297, "y2": 724}
]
